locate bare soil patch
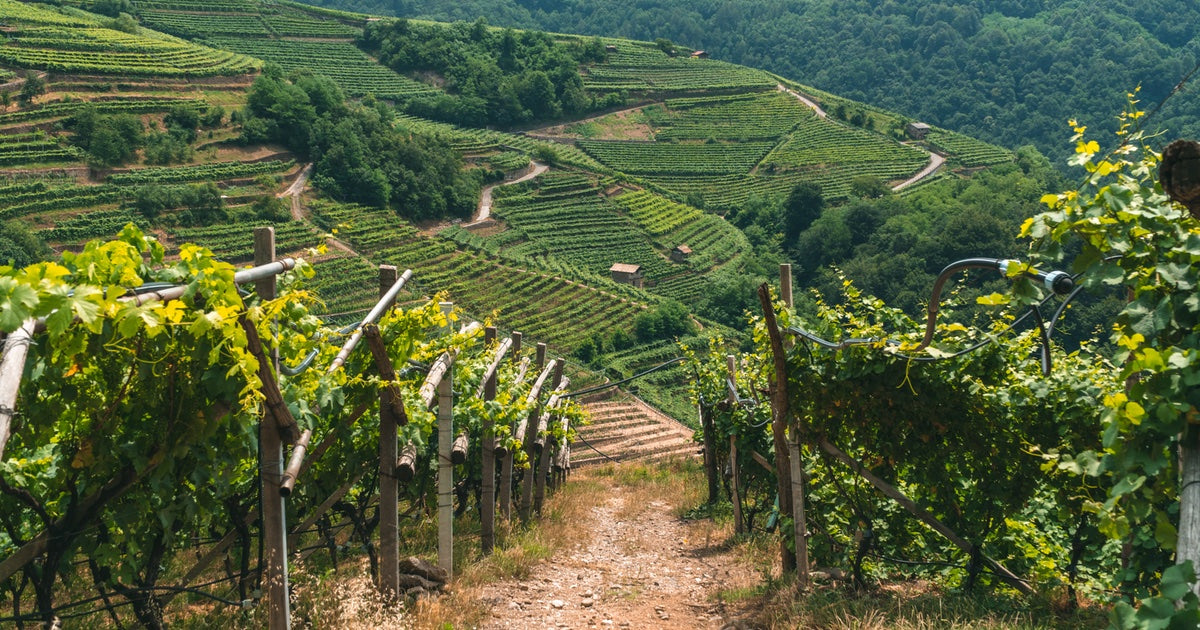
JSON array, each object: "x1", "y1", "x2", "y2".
[{"x1": 471, "y1": 464, "x2": 760, "y2": 629}]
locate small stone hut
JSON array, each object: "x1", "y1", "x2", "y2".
[
  {"x1": 905, "y1": 122, "x2": 931, "y2": 140},
  {"x1": 609, "y1": 263, "x2": 644, "y2": 289}
]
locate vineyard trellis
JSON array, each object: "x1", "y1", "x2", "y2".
[
  {"x1": 684, "y1": 254, "x2": 1132, "y2": 599},
  {"x1": 0, "y1": 225, "x2": 582, "y2": 628}
]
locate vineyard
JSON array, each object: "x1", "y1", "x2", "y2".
[
  {"x1": 648, "y1": 91, "x2": 810, "y2": 141},
  {"x1": 0, "y1": 96, "x2": 207, "y2": 126},
  {"x1": 925, "y1": 128, "x2": 1015, "y2": 167},
  {"x1": 0, "y1": 2, "x2": 1131, "y2": 625},
  {"x1": 0, "y1": 226, "x2": 586, "y2": 627},
  {"x1": 304, "y1": 200, "x2": 648, "y2": 350},
  {"x1": 582, "y1": 39, "x2": 775, "y2": 92},
  {"x1": 203, "y1": 38, "x2": 438, "y2": 101},
  {"x1": 0, "y1": 2, "x2": 259, "y2": 77}
]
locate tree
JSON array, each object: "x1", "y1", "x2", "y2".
[
  {"x1": 782, "y1": 181, "x2": 825, "y2": 245},
  {"x1": 634, "y1": 299, "x2": 696, "y2": 341},
  {"x1": 91, "y1": 0, "x2": 132, "y2": 17},
  {"x1": 163, "y1": 105, "x2": 200, "y2": 142},
  {"x1": 849, "y1": 174, "x2": 890, "y2": 199},
  {"x1": 17, "y1": 72, "x2": 44, "y2": 107}
]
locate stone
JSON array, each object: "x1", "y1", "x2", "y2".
[
  {"x1": 551, "y1": 599, "x2": 566, "y2": 609},
  {"x1": 398, "y1": 573, "x2": 442, "y2": 591},
  {"x1": 398, "y1": 556, "x2": 449, "y2": 584},
  {"x1": 581, "y1": 598, "x2": 594, "y2": 608}
]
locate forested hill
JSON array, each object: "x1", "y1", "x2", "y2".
[{"x1": 297, "y1": 0, "x2": 1200, "y2": 164}]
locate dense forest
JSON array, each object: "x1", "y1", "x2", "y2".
[{"x1": 305, "y1": 0, "x2": 1200, "y2": 164}]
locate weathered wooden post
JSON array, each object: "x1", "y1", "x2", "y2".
[
  {"x1": 482, "y1": 327, "x2": 498, "y2": 554},
  {"x1": 519, "y1": 346, "x2": 553, "y2": 521},
  {"x1": 727, "y1": 354, "x2": 744, "y2": 535},
  {"x1": 376, "y1": 265, "x2": 400, "y2": 599},
  {"x1": 255, "y1": 226, "x2": 291, "y2": 630},
  {"x1": 780, "y1": 263, "x2": 809, "y2": 588},
  {"x1": 500, "y1": 332, "x2": 522, "y2": 520},
  {"x1": 0, "y1": 319, "x2": 33, "y2": 462},
  {"x1": 438, "y1": 303, "x2": 454, "y2": 576},
  {"x1": 533, "y1": 363, "x2": 566, "y2": 515},
  {"x1": 757, "y1": 282, "x2": 799, "y2": 576},
  {"x1": 700, "y1": 402, "x2": 718, "y2": 504}
]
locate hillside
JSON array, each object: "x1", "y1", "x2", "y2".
[
  {"x1": 0, "y1": 0, "x2": 1038, "y2": 425},
  {"x1": 312, "y1": 0, "x2": 1200, "y2": 165},
  {"x1": 2, "y1": 1, "x2": 1194, "y2": 628}
]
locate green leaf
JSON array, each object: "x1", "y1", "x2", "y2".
[
  {"x1": 1113, "y1": 474, "x2": 1146, "y2": 498},
  {"x1": 1160, "y1": 563, "x2": 1194, "y2": 600},
  {"x1": 1156, "y1": 516, "x2": 1178, "y2": 551},
  {"x1": 0, "y1": 277, "x2": 38, "y2": 331}
]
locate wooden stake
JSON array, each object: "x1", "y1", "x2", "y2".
[
  {"x1": 519, "y1": 357, "x2": 557, "y2": 521},
  {"x1": 730, "y1": 435, "x2": 744, "y2": 535},
  {"x1": 727, "y1": 355, "x2": 744, "y2": 534},
  {"x1": 757, "y1": 283, "x2": 801, "y2": 578},
  {"x1": 255, "y1": 226, "x2": 291, "y2": 630},
  {"x1": 500, "y1": 333, "x2": 522, "y2": 520},
  {"x1": 0, "y1": 318, "x2": 34, "y2": 462},
  {"x1": 374, "y1": 265, "x2": 400, "y2": 600},
  {"x1": 437, "y1": 359, "x2": 454, "y2": 577},
  {"x1": 481, "y1": 327, "x2": 499, "y2": 555},
  {"x1": 1179, "y1": 426, "x2": 1200, "y2": 597}
]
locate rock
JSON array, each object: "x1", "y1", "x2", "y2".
[
  {"x1": 398, "y1": 556, "x2": 450, "y2": 584},
  {"x1": 405, "y1": 586, "x2": 429, "y2": 601},
  {"x1": 581, "y1": 598, "x2": 594, "y2": 608},
  {"x1": 398, "y1": 573, "x2": 442, "y2": 591},
  {"x1": 552, "y1": 599, "x2": 566, "y2": 609}
]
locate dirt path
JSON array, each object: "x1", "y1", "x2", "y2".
[
  {"x1": 892, "y1": 152, "x2": 945, "y2": 191},
  {"x1": 278, "y1": 162, "x2": 314, "y2": 221},
  {"x1": 777, "y1": 83, "x2": 827, "y2": 119},
  {"x1": 470, "y1": 161, "x2": 549, "y2": 224},
  {"x1": 476, "y1": 477, "x2": 754, "y2": 629}
]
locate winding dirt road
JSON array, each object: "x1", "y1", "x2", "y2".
[
  {"x1": 777, "y1": 83, "x2": 827, "y2": 119},
  {"x1": 470, "y1": 161, "x2": 549, "y2": 224},
  {"x1": 892, "y1": 152, "x2": 946, "y2": 191},
  {"x1": 278, "y1": 162, "x2": 314, "y2": 221}
]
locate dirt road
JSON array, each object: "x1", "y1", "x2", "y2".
[
  {"x1": 475, "y1": 472, "x2": 757, "y2": 629},
  {"x1": 472, "y1": 161, "x2": 549, "y2": 224}
]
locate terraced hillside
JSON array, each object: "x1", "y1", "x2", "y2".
[
  {"x1": 575, "y1": 395, "x2": 698, "y2": 468},
  {"x1": 0, "y1": 0, "x2": 1017, "y2": 425}
]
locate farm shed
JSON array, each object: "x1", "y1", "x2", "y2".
[
  {"x1": 609, "y1": 263, "x2": 644, "y2": 288},
  {"x1": 670, "y1": 245, "x2": 692, "y2": 263},
  {"x1": 905, "y1": 122, "x2": 931, "y2": 140}
]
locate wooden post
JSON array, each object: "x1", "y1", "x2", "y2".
[
  {"x1": 700, "y1": 405, "x2": 718, "y2": 504},
  {"x1": 0, "y1": 319, "x2": 34, "y2": 462},
  {"x1": 727, "y1": 355, "x2": 744, "y2": 534},
  {"x1": 255, "y1": 227, "x2": 291, "y2": 630},
  {"x1": 482, "y1": 327, "x2": 498, "y2": 554},
  {"x1": 534, "y1": 367, "x2": 566, "y2": 515},
  {"x1": 500, "y1": 332, "x2": 522, "y2": 520},
  {"x1": 780, "y1": 265, "x2": 809, "y2": 588},
  {"x1": 438, "y1": 355, "x2": 454, "y2": 577},
  {"x1": 1180, "y1": 426, "x2": 1200, "y2": 596},
  {"x1": 757, "y1": 283, "x2": 800, "y2": 577},
  {"x1": 376, "y1": 265, "x2": 400, "y2": 600},
  {"x1": 519, "y1": 351, "x2": 553, "y2": 521},
  {"x1": 780, "y1": 263, "x2": 793, "y2": 313}
]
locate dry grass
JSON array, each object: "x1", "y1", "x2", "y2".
[
  {"x1": 736, "y1": 574, "x2": 1109, "y2": 629},
  {"x1": 399, "y1": 475, "x2": 609, "y2": 629}
]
